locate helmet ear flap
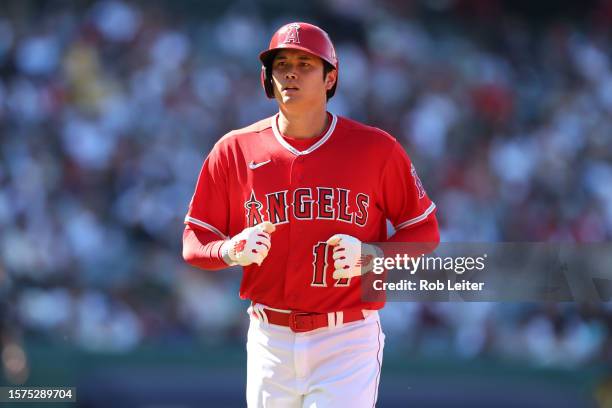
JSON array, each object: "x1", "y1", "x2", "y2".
[{"x1": 262, "y1": 65, "x2": 275, "y2": 99}]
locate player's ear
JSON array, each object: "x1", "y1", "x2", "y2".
[{"x1": 325, "y1": 69, "x2": 337, "y2": 91}]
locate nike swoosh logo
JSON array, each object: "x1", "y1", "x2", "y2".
[{"x1": 249, "y1": 160, "x2": 271, "y2": 170}]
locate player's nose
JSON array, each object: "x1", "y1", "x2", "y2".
[{"x1": 285, "y1": 71, "x2": 297, "y2": 79}]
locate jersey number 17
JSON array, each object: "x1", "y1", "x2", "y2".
[{"x1": 311, "y1": 242, "x2": 350, "y2": 287}]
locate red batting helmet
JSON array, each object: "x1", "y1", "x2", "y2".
[{"x1": 259, "y1": 22, "x2": 338, "y2": 99}]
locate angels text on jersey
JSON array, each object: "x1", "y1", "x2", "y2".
[{"x1": 244, "y1": 187, "x2": 369, "y2": 228}]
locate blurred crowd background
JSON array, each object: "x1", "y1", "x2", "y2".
[{"x1": 0, "y1": 0, "x2": 611, "y2": 398}]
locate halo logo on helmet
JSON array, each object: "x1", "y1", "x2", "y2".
[
  {"x1": 283, "y1": 24, "x2": 301, "y2": 44},
  {"x1": 259, "y1": 22, "x2": 338, "y2": 100}
]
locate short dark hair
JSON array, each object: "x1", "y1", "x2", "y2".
[
  {"x1": 323, "y1": 62, "x2": 336, "y2": 100},
  {"x1": 323, "y1": 61, "x2": 334, "y2": 79}
]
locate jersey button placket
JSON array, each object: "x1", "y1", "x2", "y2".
[
  {"x1": 293, "y1": 156, "x2": 306, "y2": 232},
  {"x1": 294, "y1": 155, "x2": 304, "y2": 184},
  {"x1": 286, "y1": 154, "x2": 304, "y2": 307}
]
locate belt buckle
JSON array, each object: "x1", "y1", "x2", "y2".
[{"x1": 289, "y1": 311, "x2": 314, "y2": 333}]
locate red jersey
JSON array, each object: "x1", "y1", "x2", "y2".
[{"x1": 185, "y1": 112, "x2": 437, "y2": 312}]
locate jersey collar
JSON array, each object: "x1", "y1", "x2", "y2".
[{"x1": 271, "y1": 112, "x2": 337, "y2": 156}]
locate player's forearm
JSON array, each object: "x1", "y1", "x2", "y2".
[
  {"x1": 182, "y1": 226, "x2": 231, "y2": 270},
  {"x1": 382, "y1": 215, "x2": 440, "y2": 256},
  {"x1": 388, "y1": 215, "x2": 439, "y2": 243}
]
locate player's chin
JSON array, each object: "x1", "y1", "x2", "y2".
[{"x1": 279, "y1": 93, "x2": 302, "y2": 103}]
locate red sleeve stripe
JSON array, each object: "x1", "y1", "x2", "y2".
[
  {"x1": 394, "y1": 202, "x2": 436, "y2": 230},
  {"x1": 184, "y1": 216, "x2": 228, "y2": 239}
]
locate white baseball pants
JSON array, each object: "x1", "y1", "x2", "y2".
[{"x1": 246, "y1": 304, "x2": 385, "y2": 408}]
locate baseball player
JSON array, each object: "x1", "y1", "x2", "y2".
[{"x1": 183, "y1": 22, "x2": 439, "y2": 407}]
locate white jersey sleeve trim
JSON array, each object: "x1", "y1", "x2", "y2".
[
  {"x1": 271, "y1": 112, "x2": 337, "y2": 156},
  {"x1": 184, "y1": 216, "x2": 228, "y2": 239},
  {"x1": 394, "y1": 202, "x2": 436, "y2": 230}
]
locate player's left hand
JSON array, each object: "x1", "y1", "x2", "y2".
[{"x1": 325, "y1": 234, "x2": 381, "y2": 279}]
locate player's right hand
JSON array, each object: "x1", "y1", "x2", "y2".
[{"x1": 222, "y1": 221, "x2": 276, "y2": 266}]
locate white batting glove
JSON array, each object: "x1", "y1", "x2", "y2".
[
  {"x1": 222, "y1": 222, "x2": 276, "y2": 266},
  {"x1": 325, "y1": 234, "x2": 381, "y2": 279}
]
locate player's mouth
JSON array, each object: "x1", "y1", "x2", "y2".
[{"x1": 282, "y1": 85, "x2": 300, "y2": 93}]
